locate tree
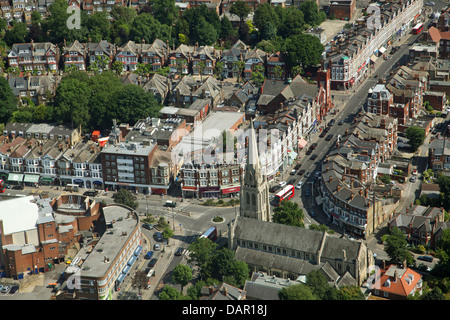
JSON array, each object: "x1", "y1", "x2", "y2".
[
  {"x1": 195, "y1": 61, "x2": 206, "y2": 81},
  {"x1": 4, "y1": 22, "x2": 28, "y2": 46},
  {"x1": 250, "y1": 64, "x2": 265, "y2": 87},
  {"x1": 110, "y1": 5, "x2": 137, "y2": 23},
  {"x1": 132, "y1": 270, "x2": 148, "y2": 295},
  {"x1": 421, "y1": 286, "x2": 445, "y2": 300},
  {"x1": 0, "y1": 77, "x2": 18, "y2": 124},
  {"x1": 260, "y1": 22, "x2": 277, "y2": 41},
  {"x1": 306, "y1": 270, "x2": 338, "y2": 300},
  {"x1": 112, "y1": 61, "x2": 123, "y2": 75},
  {"x1": 437, "y1": 174, "x2": 450, "y2": 211},
  {"x1": 148, "y1": 0, "x2": 178, "y2": 26},
  {"x1": 435, "y1": 228, "x2": 450, "y2": 277},
  {"x1": 385, "y1": 226, "x2": 413, "y2": 266},
  {"x1": 129, "y1": 13, "x2": 162, "y2": 44},
  {"x1": 232, "y1": 61, "x2": 245, "y2": 84},
  {"x1": 229, "y1": 0, "x2": 251, "y2": 24},
  {"x1": 113, "y1": 189, "x2": 139, "y2": 209},
  {"x1": 253, "y1": 3, "x2": 279, "y2": 32},
  {"x1": 338, "y1": 285, "x2": 365, "y2": 300},
  {"x1": 278, "y1": 8, "x2": 305, "y2": 38},
  {"x1": 272, "y1": 200, "x2": 304, "y2": 228},
  {"x1": 220, "y1": 15, "x2": 234, "y2": 40},
  {"x1": 188, "y1": 237, "x2": 218, "y2": 279},
  {"x1": 172, "y1": 264, "x2": 193, "y2": 293},
  {"x1": 86, "y1": 12, "x2": 110, "y2": 42},
  {"x1": 33, "y1": 104, "x2": 51, "y2": 123},
  {"x1": 300, "y1": 0, "x2": 326, "y2": 27},
  {"x1": 405, "y1": 126, "x2": 425, "y2": 152},
  {"x1": 278, "y1": 284, "x2": 318, "y2": 300},
  {"x1": 159, "y1": 286, "x2": 186, "y2": 300},
  {"x1": 214, "y1": 61, "x2": 224, "y2": 79},
  {"x1": 284, "y1": 34, "x2": 324, "y2": 68},
  {"x1": 190, "y1": 17, "x2": 218, "y2": 46},
  {"x1": 238, "y1": 22, "x2": 250, "y2": 43}
]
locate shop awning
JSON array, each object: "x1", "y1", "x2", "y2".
[
  {"x1": 7, "y1": 173, "x2": 23, "y2": 182},
  {"x1": 116, "y1": 272, "x2": 126, "y2": 283},
  {"x1": 298, "y1": 139, "x2": 308, "y2": 149},
  {"x1": 24, "y1": 174, "x2": 40, "y2": 183},
  {"x1": 40, "y1": 177, "x2": 54, "y2": 182},
  {"x1": 379, "y1": 47, "x2": 386, "y2": 54},
  {"x1": 127, "y1": 255, "x2": 137, "y2": 266},
  {"x1": 93, "y1": 180, "x2": 103, "y2": 185},
  {"x1": 222, "y1": 186, "x2": 240, "y2": 194},
  {"x1": 288, "y1": 151, "x2": 298, "y2": 160},
  {"x1": 73, "y1": 179, "x2": 83, "y2": 184},
  {"x1": 122, "y1": 265, "x2": 131, "y2": 275},
  {"x1": 370, "y1": 54, "x2": 378, "y2": 63},
  {"x1": 134, "y1": 245, "x2": 143, "y2": 256}
]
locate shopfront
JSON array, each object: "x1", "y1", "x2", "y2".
[
  {"x1": 182, "y1": 186, "x2": 198, "y2": 198},
  {"x1": 221, "y1": 185, "x2": 240, "y2": 198},
  {"x1": 23, "y1": 174, "x2": 40, "y2": 187},
  {"x1": 200, "y1": 186, "x2": 220, "y2": 198}
]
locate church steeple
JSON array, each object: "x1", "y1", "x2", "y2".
[{"x1": 239, "y1": 120, "x2": 271, "y2": 222}]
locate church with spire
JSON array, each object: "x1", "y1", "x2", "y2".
[{"x1": 239, "y1": 120, "x2": 271, "y2": 222}]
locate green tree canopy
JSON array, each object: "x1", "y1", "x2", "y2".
[
  {"x1": 159, "y1": 285, "x2": 186, "y2": 300},
  {"x1": 253, "y1": 3, "x2": 279, "y2": 32},
  {"x1": 435, "y1": 228, "x2": 450, "y2": 277},
  {"x1": 306, "y1": 270, "x2": 338, "y2": 300},
  {"x1": 172, "y1": 264, "x2": 193, "y2": 292},
  {"x1": 385, "y1": 226, "x2": 413, "y2": 266},
  {"x1": 300, "y1": 0, "x2": 326, "y2": 27},
  {"x1": 188, "y1": 237, "x2": 218, "y2": 279},
  {"x1": 148, "y1": 0, "x2": 178, "y2": 26},
  {"x1": 278, "y1": 8, "x2": 305, "y2": 38},
  {"x1": 284, "y1": 34, "x2": 324, "y2": 68},
  {"x1": 113, "y1": 189, "x2": 139, "y2": 209},
  {"x1": 278, "y1": 284, "x2": 318, "y2": 300},
  {"x1": 4, "y1": 22, "x2": 28, "y2": 46},
  {"x1": 0, "y1": 77, "x2": 18, "y2": 124},
  {"x1": 229, "y1": 0, "x2": 251, "y2": 23},
  {"x1": 272, "y1": 200, "x2": 304, "y2": 227},
  {"x1": 129, "y1": 13, "x2": 162, "y2": 44},
  {"x1": 405, "y1": 126, "x2": 425, "y2": 152}
]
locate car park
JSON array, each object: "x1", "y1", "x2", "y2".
[{"x1": 295, "y1": 181, "x2": 303, "y2": 189}]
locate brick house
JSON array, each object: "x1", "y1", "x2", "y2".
[
  {"x1": 371, "y1": 265, "x2": 423, "y2": 300},
  {"x1": 8, "y1": 41, "x2": 60, "y2": 73}
]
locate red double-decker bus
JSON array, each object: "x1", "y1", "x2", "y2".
[
  {"x1": 412, "y1": 23, "x2": 423, "y2": 34},
  {"x1": 0, "y1": 179, "x2": 6, "y2": 193},
  {"x1": 273, "y1": 184, "x2": 295, "y2": 206},
  {"x1": 200, "y1": 226, "x2": 218, "y2": 242}
]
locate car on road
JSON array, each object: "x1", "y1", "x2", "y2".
[
  {"x1": 310, "y1": 143, "x2": 318, "y2": 150},
  {"x1": 338, "y1": 120, "x2": 344, "y2": 125},
  {"x1": 305, "y1": 172, "x2": 311, "y2": 178},
  {"x1": 417, "y1": 255, "x2": 433, "y2": 262},
  {"x1": 315, "y1": 171, "x2": 321, "y2": 178},
  {"x1": 279, "y1": 181, "x2": 287, "y2": 188},
  {"x1": 310, "y1": 154, "x2": 317, "y2": 160},
  {"x1": 270, "y1": 185, "x2": 281, "y2": 193},
  {"x1": 328, "y1": 119, "x2": 336, "y2": 127},
  {"x1": 290, "y1": 169, "x2": 297, "y2": 175},
  {"x1": 298, "y1": 169, "x2": 305, "y2": 176},
  {"x1": 294, "y1": 164, "x2": 301, "y2": 170},
  {"x1": 1, "y1": 285, "x2": 11, "y2": 293},
  {"x1": 154, "y1": 232, "x2": 164, "y2": 242},
  {"x1": 142, "y1": 223, "x2": 153, "y2": 230},
  {"x1": 175, "y1": 247, "x2": 185, "y2": 256},
  {"x1": 287, "y1": 179, "x2": 296, "y2": 185},
  {"x1": 148, "y1": 258, "x2": 158, "y2": 267},
  {"x1": 154, "y1": 243, "x2": 161, "y2": 251},
  {"x1": 410, "y1": 176, "x2": 417, "y2": 182},
  {"x1": 412, "y1": 169, "x2": 418, "y2": 175},
  {"x1": 144, "y1": 251, "x2": 154, "y2": 259},
  {"x1": 83, "y1": 190, "x2": 98, "y2": 197},
  {"x1": 319, "y1": 131, "x2": 326, "y2": 138},
  {"x1": 164, "y1": 200, "x2": 176, "y2": 208},
  {"x1": 8, "y1": 286, "x2": 18, "y2": 294},
  {"x1": 325, "y1": 134, "x2": 334, "y2": 141},
  {"x1": 306, "y1": 149, "x2": 313, "y2": 155},
  {"x1": 12, "y1": 185, "x2": 24, "y2": 190},
  {"x1": 296, "y1": 181, "x2": 303, "y2": 189}
]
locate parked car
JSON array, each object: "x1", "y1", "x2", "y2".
[
  {"x1": 83, "y1": 190, "x2": 98, "y2": 197},
  {"x1": 148, "y1": 258, "x2": 158, "y2": 267},
  {"x1": 154, "y1": 243, "x2": 161, "y2": 251},
  {"x1": 12, "y1": 185, "x2": 23, "y2": 190},
  {"x1": 338, "y1": 120, "x2": 344, "y2": 125},
  {"x1": 310, "y1": 143, "x2": 318, "y2": 150},
  {"x1": 319, "y1": 131, "x2": 326, "y2": 138},
  {"x1": 298, "y1": 169, "x2": 305, "y2": 176},
  {"x1": 315, "y1": 171, "x2": 321, "y2": 178},
  {"x1": 270, "y1": 185, "x2": 281, "y2": 193},
  {"x1": 287, "y1": 179, "x2": 295, "y2": 185},
  {"x1": 290, "y1": 169, "x2": 297, "y2": 175},
  {"x1": 0, "y1": 285, "x2": 3, "y2": 292},
  {"x1": 310, "y1": 210, "x2": 315, "y2": 217},
  {"x1": 144, "y1": 251, "x2": 154, "y2": 259},
  {"x1": 328, "y1": 119, "x2": 336, "y2": 127},
  {"x1": 279, "y1": 181, "x2": 287, "y2": 188},
  {"x1": 326, "y1": 134, "x2": 334, "y2": 141},
  {"x1": 1, "y1": 285, "x2": 11, "y2": 293},
  {"x1": 295, "y1": 181, "x2": 303, "y2": 189},
  {"x1": 294, "y1": 164, "x2": 301, "y2": 170},
  {"x1": 305, "y1": 172, "x2": 311, "y2": 178},
  {"x1": 412, "y1": 169, "x2": 418, "y2": 175},
  {"x1": 310, "y1": 154, "x2": 317, "y2": 160},
  {"x1": 8, "y1": 286, "x2": 18, "y2": 294},
  {"x1": 306, "y1": 149, "x2": 313, "y2": 155},
  {"x1": 175, "y1": 247, "x2": 185, "y2": 256},
  {"x1": 417, "y1": 255, "x2": 433, "y2": 262},
  {"x1": 154, "y1": 232, "x2": 164, "y2": 242},
  {"x1": 410, "y1": 176, "x2": 417, "y2": 182},
  {"x1": 142, "y1": 223, "x2": 153, "y2": 230}
]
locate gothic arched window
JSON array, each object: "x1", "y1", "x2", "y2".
[
  {"x1": 252, "y1": 194, "x2": 256, "y2": 206},
  {"x1": 246, "y1": 192, "x2": 250, "y2": 205}
]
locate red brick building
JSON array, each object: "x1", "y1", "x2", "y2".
[{"x1": 329, "y1": 0, "x2": 356, "y2": 20}]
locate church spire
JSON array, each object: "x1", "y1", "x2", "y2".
[{"x1": 247, "y1": 119, "x2": 259, "y2": 167}]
